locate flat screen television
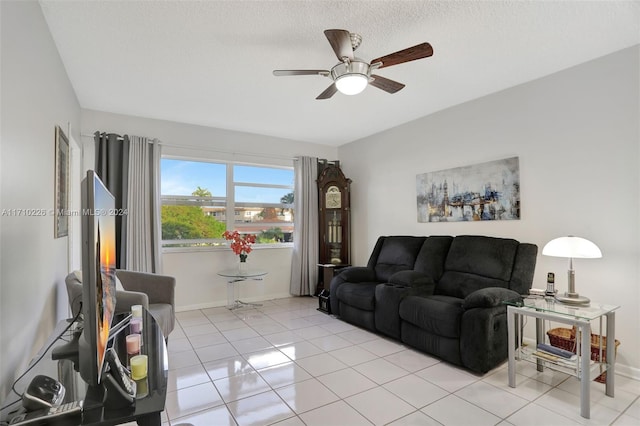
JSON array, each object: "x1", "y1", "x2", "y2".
[{"x1": 78, "y1": 170, "x2": 117, "y2": 387}]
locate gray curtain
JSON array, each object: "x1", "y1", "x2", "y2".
[
  {"x1": 125, "y1": 136, "x2": 163, "y2": 273},
  {"x1": 289, "y1": 156, "x2": 319, "y2": 295},
  {"x1": 95, "y1": 132, "x2": 129, "y2": 269}
]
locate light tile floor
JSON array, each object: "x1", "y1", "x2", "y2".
[{"x1": 151, "y1": 297, "x2": 639, "y2": 426}]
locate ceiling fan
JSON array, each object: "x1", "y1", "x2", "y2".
[{"x1": 273, "y1": 29, "x2": 433, "y2": 100}]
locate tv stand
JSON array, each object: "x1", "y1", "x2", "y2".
[{"x1": 0, "y1": 309, "x2": 168, "y2": 426}]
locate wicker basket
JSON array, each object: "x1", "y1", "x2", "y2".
[{"x1": 547, "y1": 327, "x2": 620, "y2": 383}]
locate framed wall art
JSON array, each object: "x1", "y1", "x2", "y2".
[
  {"x1": 55, "y1": 125, "x2": 69, "y2": 238},
  {"x1": 416, "y1": 156, "x2": 520, "y2": 223}
]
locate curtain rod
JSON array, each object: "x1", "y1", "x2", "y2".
[
  {"x1": 85, "y1": 132, "x2": 124, "y2": 141},
  {"x1": 81, "y1": 133, "x2": 295, "y2": 161}
]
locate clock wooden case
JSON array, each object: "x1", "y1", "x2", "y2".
[{"x1": 317, "y1": 162, "x2": 351, "y2": 272}]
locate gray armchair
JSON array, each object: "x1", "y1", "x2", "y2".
[{"x1": 65, "y1": 270, "x2": 176, "y2": 340}]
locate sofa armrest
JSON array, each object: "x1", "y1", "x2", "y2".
[
  {"x1": 329, "y1": 267, "x2": 377, "y2": 316},
  {"x1": 115, "y1": 290, "x2": 149, "y2": 314},
  {"x1": 116, "y1": 270, "x2": 176, "y2": 307},
  {"x1": 333, "y1": 267, "x2": 376, "y2": 283},
  {"x1": 388, "y1": 270, "x2": 436, "y2": 289},
  {"x1": 463, "y1": 287, "x2": 522, "y2": 310}
]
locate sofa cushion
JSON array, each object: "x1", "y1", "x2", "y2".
[
  {"x1": 436, "y1": 236, "x2": 518, "y2": 298},
  {"x1": 335, "y1": 282, "x2": 377, "y2": 311},
  {"x1": 373, "y1": 236, "x2": 426, "y2": 281},
  {"x1": 413, "y1": 236, "x2": 453, "y2": 281},
  {"x1": 399, "y1": 295, "x2": 463, "y2": 338},
  {"x1": 443, "y1": 235, "x2": 519, "y2": 280}
]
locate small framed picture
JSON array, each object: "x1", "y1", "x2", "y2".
[{"x1": 54, "y1": 125, "x2": 69, "y2": 238}]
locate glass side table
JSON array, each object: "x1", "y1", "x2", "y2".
[
  {"x1": 506, "y1": 297, "x2": 619, "y2": 419},
  {"x1": 218, "y1": 269, "x2": 268, "y2": 310}
]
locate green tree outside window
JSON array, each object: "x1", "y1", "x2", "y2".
[{"x1": 161, "y1": 187, "x2": 225, "y2": 240}]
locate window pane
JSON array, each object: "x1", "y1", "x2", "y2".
[
  {"x1": 161, "y1": 159, "x2": 227, "y2": 245},
  {"x1": 233, "y1": 209, "x2": 294, "y2": 242},
  {"x1": 233, "y1": 207, "x2": 293, "y2": 224},
  {"x1": 234, "y1": 165, "x2": 293, "y2": 186},
  {"x1": 161, "y1": 204, "x2": 226, "y2": 242},
  {"x1": 161, "y1": 159, "x2": 295, "y2": 248},
  {"x1": 162, "y1": 159, "x2": 226, "y2": 197},
  {"x1": 235, "y1": 186, "x2": 294, "y2": 204},
  {"x1": 233, "y1": 165, "x2": 294, "y2": 244}
]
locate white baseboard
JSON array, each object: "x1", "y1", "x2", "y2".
[{"x1": 615, "y1": 364, "x2": 640, "y2": 381}]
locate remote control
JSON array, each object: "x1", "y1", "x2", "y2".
[{"x1": 9, "y1": 400, "x2": 82, "y2": 425}]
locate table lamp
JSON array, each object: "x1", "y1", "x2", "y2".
[{"x1": 542, "y1": 236, "x2": 602, "y2": 305}]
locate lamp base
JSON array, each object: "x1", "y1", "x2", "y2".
[{"x1": 555, "y1": 293, "x2": 590, "y2": 306}]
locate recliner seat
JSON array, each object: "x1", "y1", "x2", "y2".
[{"x1": 330, "y1": 236, "x2": 426, "y2": 332}]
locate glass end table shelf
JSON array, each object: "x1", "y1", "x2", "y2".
[
  {"x1": 218, "y1": 269, "x2": 268, "y2": 310},
  {"x1": 507, "y1": 297, "x2": 618, "y2": 320},
  {"x1": 506, "y1": 296, "x2": 619, "y2": 419}
]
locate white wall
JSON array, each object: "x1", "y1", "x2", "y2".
[
  {"x1": 0, "y1": 1, "x2": 81, "y2": 400},
  {"x1": 338, "y1": 46, "x2": 640, "y2": 377},
  {"x1": 81, "y1": 110, "x2": 337, "y2": 310},
  {"x1": 163, "y1": 247, "x2": 294, "y2": 310}
]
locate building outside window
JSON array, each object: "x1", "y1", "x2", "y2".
[{"x1": 161, "y1": 158, "x2": 294, "y2": 249}]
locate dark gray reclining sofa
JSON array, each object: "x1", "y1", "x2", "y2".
[{"x1": 330, "y1": 235, "x2": 537, "y2": 373}]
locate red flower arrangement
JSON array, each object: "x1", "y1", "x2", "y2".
[{"x1": 223, "y1": 230, "x2": 256, "y2": 261}]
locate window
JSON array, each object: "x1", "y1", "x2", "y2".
[{"x1": 161, "y1": 158, "x2": 294, "y2": 248}]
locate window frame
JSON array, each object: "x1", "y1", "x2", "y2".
[{"x1": 161, "y1": 157, "x2": 294, "y2": 252}]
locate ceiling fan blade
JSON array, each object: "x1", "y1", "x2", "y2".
[
  {"x1": 324, "y1": 29, "x2": 353, "y2": 61},
  {"x1": 370, "y1": 42, "x2": 433, "y2": 69},
  {"x1": 370, "y1": 75, "x2": 405, "y2": 94},
  {"x1": 316, "y1": 83, "x2": 338, "y2": 100},
  {"x1": 273, "y1": 70, "x2": 329, "y2": 76}
]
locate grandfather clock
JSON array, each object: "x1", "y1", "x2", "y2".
[{"x1": 317, "y1": 161, "x2": 351, "y2": 293}]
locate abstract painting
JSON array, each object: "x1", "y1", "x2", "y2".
[{"x1": 416, "y1": 157, "x2": 520, "y2": 222}]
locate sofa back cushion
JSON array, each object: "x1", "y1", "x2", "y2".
[
  {"x1": 436, "y1": 235, "x2": 519, "y2": 299},
  {"x1": 413, "y1": 236, "x2": 454, "y2": 283},
  {"x1": 369, "y1": 236, "x2": 426, "y2": 282}
]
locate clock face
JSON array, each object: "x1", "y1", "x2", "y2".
[{"x1": 325, "y1": 185, "x2": 341, "y2": 209}]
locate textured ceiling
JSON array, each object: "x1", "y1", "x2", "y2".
[{"x1": 39, "y1": 1, "x2": 640, "y2": 147}]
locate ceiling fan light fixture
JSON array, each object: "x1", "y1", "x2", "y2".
[
  {"x1": 273, "y1": 29, "x2": 433, "y2": 100},
  {"x1": 335, "y1": 73, "x2": 368, "y2": 95}
]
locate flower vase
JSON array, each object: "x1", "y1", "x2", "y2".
[{"x1": 238, "y1": 254, "x2": 248, "y2": 273}]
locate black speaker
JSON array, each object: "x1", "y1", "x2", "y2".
[{"x1": 317, "y1": 290, "x2": 331, "y2": 314}]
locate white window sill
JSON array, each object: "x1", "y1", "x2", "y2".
[{"x1": 162, "y1": 242, "x2": 293, "y2": 254}]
